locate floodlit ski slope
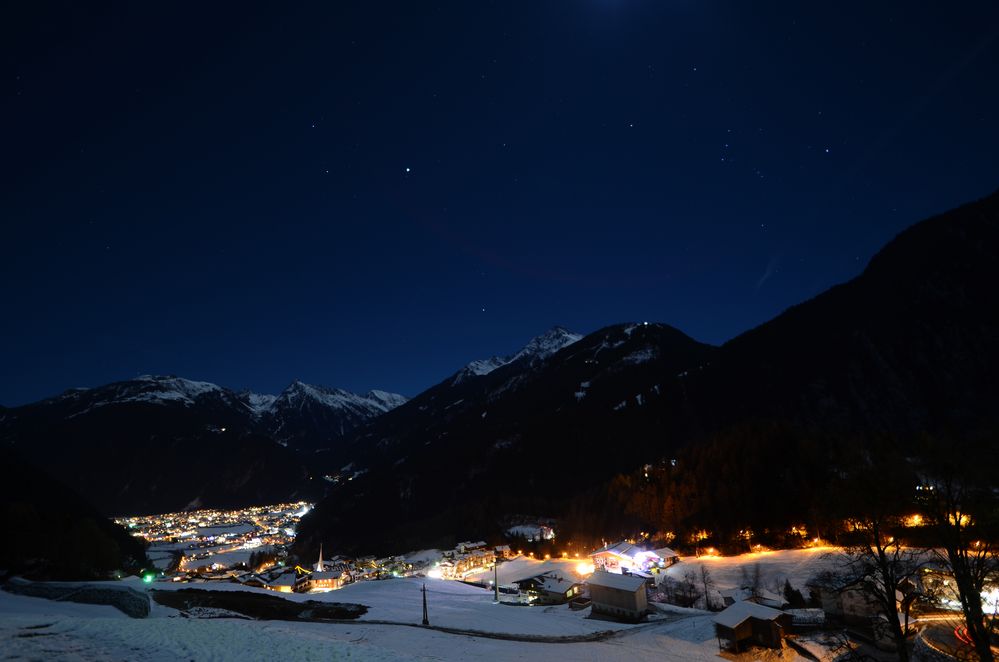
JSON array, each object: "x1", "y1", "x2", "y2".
[{"x1": 663, "y1": 546, "x2": 846, "y2": 591}]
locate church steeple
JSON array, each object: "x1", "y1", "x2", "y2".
[{"x1": 315, "y1": 544, "x2": 324, "y2": 572}]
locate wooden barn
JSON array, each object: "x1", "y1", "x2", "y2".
[
  {"x1": 714, "y1": 601, "x2": 792, "y2": 652},
  {"x1": 586, "y1": 571, "x2": 648, "y2": 622}
]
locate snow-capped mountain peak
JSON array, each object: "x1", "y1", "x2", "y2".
[
  {"x1": 267, "y1": 381, "x2": 407, "y2": 416},
  {"x1": 453, "y1": 326, "x2": 582, "y2": 384},
  {"x1": 511, "y1": 326, "x2": 583, "y2": 363}
]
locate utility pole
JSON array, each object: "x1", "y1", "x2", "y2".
[
  {"x1": 493, "y1": 562, "x2": 499, "y2": 603},
  {"x1": 421, "y1": 583, "x2": 429, "y2": 626}
]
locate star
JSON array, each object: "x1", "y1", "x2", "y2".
[{"x1": 405, "y1": 167, "x2": 411, "y2": 173}]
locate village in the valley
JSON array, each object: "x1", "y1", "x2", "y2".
[{"x1": 96, "y1": 500, "x2": 999, "y2": 661}]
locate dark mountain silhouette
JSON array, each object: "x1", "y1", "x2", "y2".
[
  {"x1": 294, "y1": 188, "x2": 999, "y2": 556},
  {"x1": 0, "y1": 448, "x2": 149, "y2": 580}
]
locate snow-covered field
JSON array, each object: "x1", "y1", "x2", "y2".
[
  {"x1": 663, "y1": 547, "x2": 846, "y2": 593},
  {"x1": 0, "y1": 549, "x2": 845, "y2": 661}
]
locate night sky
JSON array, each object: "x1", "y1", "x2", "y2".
[{"x1": 4, "y1": 2, "x2": 999, "y2": 406}]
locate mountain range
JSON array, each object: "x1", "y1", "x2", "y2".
[
  {"x1": 0, "y1": 376, "x2": 407, "y2": 514},
  {"x1": 3, "y1": 188, "x2": 998, "y2": 556}
]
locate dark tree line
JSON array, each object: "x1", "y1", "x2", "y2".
[
  {"x1": 560, "y1": 425, "x2": 999, "y2": 662},
  {"x1": 0, "y1": 449, "x2": 148, "y2": 580}
]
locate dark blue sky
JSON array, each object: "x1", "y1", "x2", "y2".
[{"x1": 3, "y1": 1, "x2": 999, "y2": 406}]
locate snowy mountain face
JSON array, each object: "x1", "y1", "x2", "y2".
[
  {"x1": 39, "y1": 375, "x2": 244, "y2": 419},
  {"x1": 239, "y1": 391, "x2": 277, "y2": 416},
  {"x1": 246, "y1": 381, "x2": 408, "y2": 452},
  {"x1": 511, "y1": 326, "x2": 583, "y2": 363},
  {"x1": 452, "y1": 327, "x2": 582, "y2": 384},
  {"x1": 0, "y1": 374, "x2": 408, "y2": 513},
  {"x1": 260, "y1": 381, "x2": 406, "y2": 418},
  {"x1": 6, "y1": 374, "x2": 405, "y2": 452}
]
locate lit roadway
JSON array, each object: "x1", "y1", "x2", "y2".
[{"x1": 914, "y1": 613, "x2": 999, "y2": 660}]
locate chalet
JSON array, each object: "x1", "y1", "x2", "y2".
[
  {"x1": 517, "y1": 572, "x2": 583, "y2": 605},
  {"x1": 720, "y1": 587, "x2": 786, "y2": 609},
  {"x1": 590, "y1": 541, "x2": 677, "y2": 582},
  {"x1": 590, "y1": 541, "x2": 640, "y2": 573},
  {"x1": 265, "y1": 571, "x2": 298, "y2": 593},
  {"x1": 653, "y1": 547, "x2": 680, "y2": 566},
  {"x1": 714, "y1": 601, "x2": 792, "y2": 652},
  {"x1": 586, "y1": 570, "x2": 649, "y2": 622},
  {"x1": 811, "y1": 578, "x2": 901, "y2": 625},
  {"x1": 494, "y1": 545, "x2": 514, "y2": 559}
]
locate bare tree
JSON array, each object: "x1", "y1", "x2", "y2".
[
  {"x1": 824, "y1": 446, "x2": 926, "y2": 662},
  {"x1": 921, "y1": 473, "x2": 998, "y2": 662},
  {"x1": 741, "y1": 562, "x2": 765, "y2": 600},
  {"x1": 838, "y1": 514, "x2": 925, "y2": 662},
  {"x1": 699, "y1": 564, "x2": 716, "y2": 610},
  {"x1": 674, "y1": 568, "x2": 701, "y2": 608}
]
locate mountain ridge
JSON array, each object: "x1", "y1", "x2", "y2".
[{"x1": 293, "y1": 187, "x2": 999, "y2": 556}]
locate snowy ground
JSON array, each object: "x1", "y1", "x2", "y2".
[
  {"x1": 0, "y1": 549, "x2": 846, "y2": 661},
  {"x1": 663, "y1": 547, "x2": 846, "y2": 594},
  {"x1": 464, "y1": 556, "x2": 590, "y2": 585}
]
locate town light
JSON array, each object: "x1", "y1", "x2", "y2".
[{"x1": 576, "y1": 562, "x2": 595, "y2": 576}]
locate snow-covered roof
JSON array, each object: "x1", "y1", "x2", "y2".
[
  {"x1": 586, "y1": 571, "x2": 647, "y2": 592},
  {"x1": 536, "y1": 575, "x2": 578, "y2": 594},
  {"x1": 654, "y1": 547, "x2": 678, "y2": 558},
  {"x1": 714, "y1": 601, "x2": 787, "y2": 629},
  {"x1": 311, "y1": 571, "x2": 343, "y2": 580},
  {"x1": 267, "y1": 573, "x2": 297, "y2": 588},
  {"x1": 590, "y1": 541, "x2": 639, "y2": 558}
]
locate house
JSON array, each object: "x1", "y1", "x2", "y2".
[
  {"x1": 234, "y1": 573, "x2": 268, "y2": 588},
  {"x1": 653, "y1": 547, "x2": 680, "y2": 566},
  {"x1": 720, "y1": 587, "x2": 786, "y2": 609},
  {"x1": 714, "y1": 601, "x2": 792, "y2": 652},
  {"x1": 265, "y1": 571, "x2": 298, "y2": 593},
  {"x1": 494, "y1": 545, "x2": 514, "y2": 559},
  {"x1": 517, "y1": 572, "x2": 583, "y2": 605},
  {"x1": 590, "y1": 541, "x2": 640, "y2": 573},
  {"x1": 812, "y1": 578, "x2": 900, "y2": 625},
  {"x1": 586, "y1": 570, "x2": 649, "y2": 622},
  {"x1": 590, "y1": 541, "x2": 675, "y2": 576}
]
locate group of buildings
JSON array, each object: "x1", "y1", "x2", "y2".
[
  {"x1": 435, "y1": 541, "x2": 506, "y2": 579},
  {"x1": 236, "y1": 546, "x2": 423, "y2": 594},
  {"x1": 117, "y1": 501, "x2": 311, "y2": 575}
]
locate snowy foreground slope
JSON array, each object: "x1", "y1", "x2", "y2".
[{"x1": 0, "y1": 551, "x2": 845, "y2": 661}]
